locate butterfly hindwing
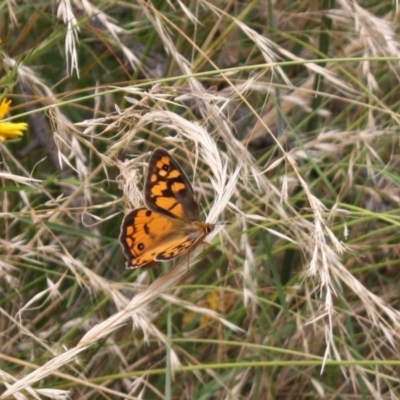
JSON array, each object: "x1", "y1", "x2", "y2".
[
  {"x1": 144, "y1": 148, "x2": 200, "y2": 221},
  {"x1": 155, "y1": 237, "x2": 197, "y2": 261}
]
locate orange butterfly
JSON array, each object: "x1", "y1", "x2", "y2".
[{"x1": 120, "y1": 148, "x2": 215, "y2": 268}]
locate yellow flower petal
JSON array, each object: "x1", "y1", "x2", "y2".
[
  {"x1": 0, "y1": 99, "x2": 12, "y2": 119},
  {"x1": 0, "y1": 122, "x2": 28, "y2": 141}
]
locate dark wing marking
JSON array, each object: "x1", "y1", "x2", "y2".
[{"x1": 155, "y1": 237, "x2": 197, "y2": 261}]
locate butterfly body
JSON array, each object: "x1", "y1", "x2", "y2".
[{"x1": 120, "y1": 148, "x2": 214, "y2": 268}]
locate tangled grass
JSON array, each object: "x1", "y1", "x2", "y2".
[{"x1": 1, "y1": 1, "x2": 400, "y2": 398}]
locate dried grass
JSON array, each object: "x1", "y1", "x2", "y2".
[{"x1": 1, "y1": 0, "x2": 400, "y2": 399}]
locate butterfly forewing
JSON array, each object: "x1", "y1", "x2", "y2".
[{"x1": 144, "y1": 148, "x2": 200, "y2": 221}]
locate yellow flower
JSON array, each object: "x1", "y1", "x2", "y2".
[{"x1": 0, "y1": 99, "x2": 28, "y2": 141}]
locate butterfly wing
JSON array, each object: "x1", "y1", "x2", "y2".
[
  {"x1": 155, "y1": 238, "x2": 197, "y2": 262},
  {"x1": 120, "y1": 148, "x2": 214, "y2": 268},
  {"x1": 144, "y1": 148, "x2": 200, "y2": 221},
  {"x1": 119, "y1": 207, "x2": 207, "y2": 268}
]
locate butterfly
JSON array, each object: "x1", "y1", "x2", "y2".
[{"x1": 120, "y1": 148, "x2": 215, "y2": 268}]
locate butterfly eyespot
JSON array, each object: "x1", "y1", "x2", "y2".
[
  {"x1": 137, "y1": 243, "x2": 145, "y2": 251},
  {"x1": 145, "y1": 210, "x2": 152, "y2": 216},
  {"x1": 162, "y1": 164, "x2": 170, "y2": 172}
]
